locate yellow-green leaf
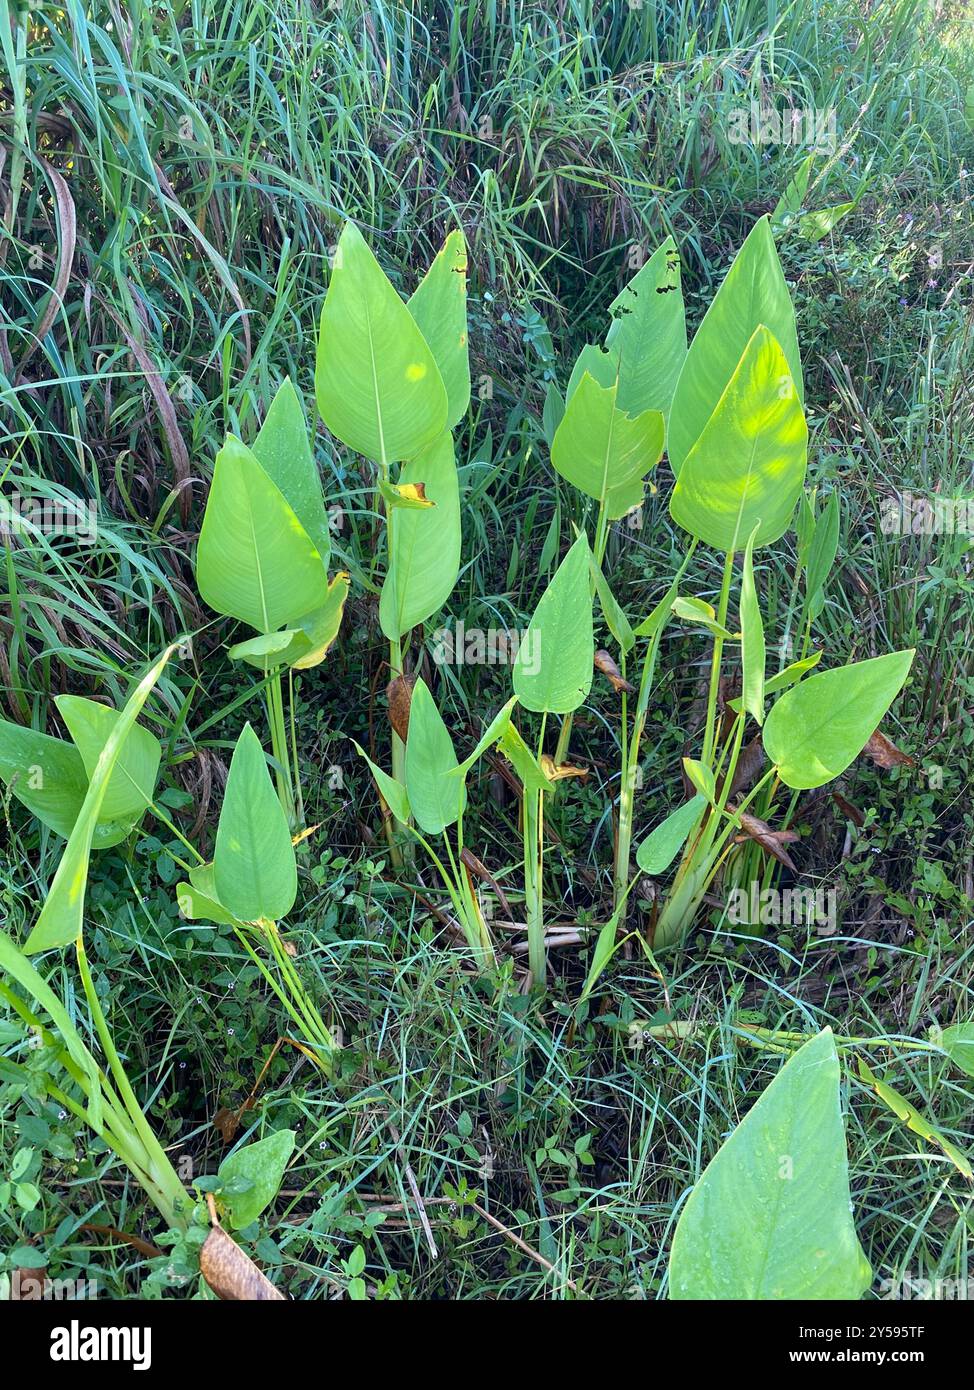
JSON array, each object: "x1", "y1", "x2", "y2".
[
  {"x1": 315, "y1": 223, "x2": 446, "y2": 463},
  {"x1": 669, "y1": 326, "x2": 807, "y2": 553}
]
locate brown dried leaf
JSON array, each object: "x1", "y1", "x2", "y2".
[
  {"x1": 729, "y1": 734, "x2": 766, "y2": 798},
  {"x1": 594, "y1": 649, "x2": 635, "y2": 695},
  {"x1": 200, "y1": 1224, "x2": 286, "y2": 1301},
  {"x1": 213, "y1": 1106, "x2": 240, "y2": 1144},
  {"x1": 861, "y1": 729, "x2": 915, "y2": 771},
  {"x1": 539, "y1": 755, "x2": 589, "y2": 782},
  {"x1": 731, "y1": 807, "x2": 799, "y2": 872},
  {"x1": 832, "y1": 790, "x2": 865, "y2": 827},
  {"x1": 387, "y1": 674, "x2": 415, "y2": 744},
  {"x1": 79, "y1": 1224, "x2": 164, "y2": 1260},
  {"x1": 103, "y1": 297, "x2": 192, "y2": 520},
  {"x1": 460, "y1": 846, "x2": 513, "y2": 919}
]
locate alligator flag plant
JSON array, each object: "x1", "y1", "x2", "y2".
[
  {"x1": 717, "y1": 485, "x2": 842, "y2": 931},
  {"x1": 0, "y1": 647, "x2": 295, "y2": 1295},
  {"x1": 196, "y1": 378, "x2": 350, "y2": 829},
  {"x1": 354, "y1": 684, "x2": 517, "y2": 972},
  {"x1": 512, "y1": 531, "x2": 595, "y2": 983},
  {"x1": 590, "y1": 217, "x2": 917, "y2": 950},
  {"x1": 545, "y1": 236, "x2": 685, "y2": 807},
  {"x1": 316, "y1": 225, "x2": 469, "y2": 838},
  {"x1": 175, "y1": 722, "x2": 338, "y2": 1073}
]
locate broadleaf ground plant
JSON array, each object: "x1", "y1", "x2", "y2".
[{"x1": 0, "y1": 198, "x2": 939, "y2": 1305}]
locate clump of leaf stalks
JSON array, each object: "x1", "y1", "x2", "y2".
[
  {"x1": 0, "y1": 648, "x2": 291, "y2": 1296},
  {"x1": 0, "y1": 213, "x2": 925, "y2": 1302},
  {"x1": 313, "y1": 216, "x2": 912, "y2": 984},
  {"x1": 2, "y1": 216, "x2": 915, "y2": 1001}
]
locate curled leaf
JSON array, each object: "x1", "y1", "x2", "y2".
[
  {"x1": 861, "y1": 729, "x2": 914, "y2": 771},
  {"x1": 832, "y1": 790, "x2": 864, "y2": 827},
  {"x1": 594, "y1": 649, "x2": 634, "y2": 694},
  {"x1": 200, "y1": 1223, "x2": 286, "y2": 1300},
  {"x1": 387, "y1": 674, "x2": 415, "y2": 744},
  {"x1": 857, "y1": 1059, "x2": 972, "y2": 1180},
  {"x1": 378, "y1": 478, "x2": 435, "y2": 510},
  {"x1": 539, "y1": 755, "x2": 589, "y2": 783},
  {"x1": 730, "y1": 807, "x2": 798, "y2": 872}
]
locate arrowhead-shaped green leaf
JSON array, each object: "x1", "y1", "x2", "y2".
[
  {"x1": 197, "y1": 436, "x2": 331, "y2": 633},
  {"x1": 764, "y1": 650, "x2": 915, "y2": 790},
  {"x1": 214, "y1": 724, "x2": 296, "y2": 922},
  {"x1": 551, "y1": 373, "x2": 664, "y2": 520},
  {"x1": 669, "y1": 326, "x2": 807, "y2": 553},
  {"x1": 404, "y1": 678, "x2": 466, "y2": 833},
  {"x1": 315, "y1": 222, "x2": 446, "y2": 463},
  {"x1": 669, "y1": 216, "x2": 803, "y2": 475},
  {"x1": 407, "y1": 228, "x2": 470, "y2": 429},
  {"x1": 228, "y1": 572, "x2": 350, "y2": 672},
  {"x1": 669, "y1": 1029, "x2": 872, "y2": 1300},
  {"x1": 450, "y1": 697, "x2": 518, "y2": 780},
  {"x1": 513, "y1": 533, "x2": 594, "y2": 714},
  {"x1": 496, "y1": 721, "x2": 554, "y2": 794}
]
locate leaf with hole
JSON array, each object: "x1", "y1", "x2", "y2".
[
  {"x1": 406, "y1": 227, "x2": 470, "y2": 429},
  {"x1": 604, "y1": 236, "x2": 686, "y2": 420}
]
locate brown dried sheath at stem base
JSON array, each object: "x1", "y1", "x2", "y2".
[{"x1": 199, "y1": 1194, "x2": 286, "y2": 1301}]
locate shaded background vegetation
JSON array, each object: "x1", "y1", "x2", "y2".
[{"x1": 1, "y1": 0, "x2": 973, "y2": 1299}]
